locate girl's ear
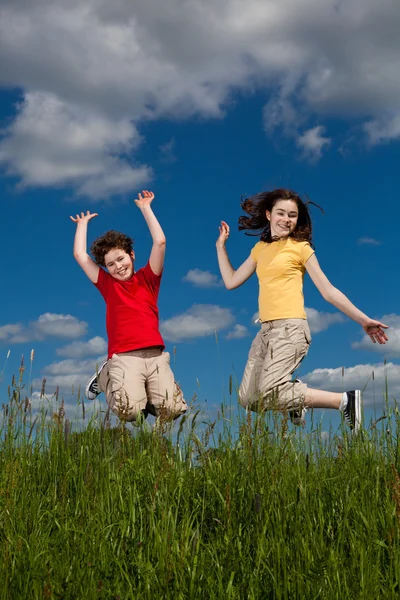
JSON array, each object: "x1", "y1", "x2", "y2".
[{"x1": 265, "y1": 210, "x2": 271, "y2": 222}]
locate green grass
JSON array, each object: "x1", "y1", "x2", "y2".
[{"x1": 1, "y1": 374, "x2": 400, "y2": 599}]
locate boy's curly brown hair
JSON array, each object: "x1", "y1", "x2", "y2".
[{"x1": 90, "y1": 230, "x2": 134, "y2": 266}]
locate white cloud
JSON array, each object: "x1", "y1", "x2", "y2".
[
  {"x1": 305, "y1": 307, "x2": 345, "y2": 333},
  {"x1": 34, "y1": 313, "x2": 88, "y2": 339},
  {"x1": 352, "y1": 313, "x2": 400, "y2": 357},
  {"x1": 160, "y1": 304, "x2": 235, "y2": 342},
  {"x1": 32, "y1": 356, "x2": 106, "y2": 394},
  {"x1": 364, "y1": 114, "x2": 400, "y2": 144},
  {"x1": 0, "y1": 324, "x2": 23, "y2": 341},
  {"x1": 1, "y1": 0, "x2": 400, "y2": 196},
  {"x1": 0, "y1": 92, "x2": 151, "y2": 199},
  {"x1": 303, "y1": 361, "x2": 400, "y2": 407},
  {"x1": 56, "y1": 336, "x2": 107, "y2": 358},
  {"x1": 0, "y1": 313, "x2": 87, "y2": 343},
  {"x1": 357, "y1": 237, "x2": 381, "y2": 246},
  {"x1": 226, "y1": 324, "x2": 249, "y2": 340},
  {"x1": 182, "y1": 269, "x2": 223, "y2": 288},
  {"x1": 296, "y1": 126, "x2": 331, "y2": 161}
]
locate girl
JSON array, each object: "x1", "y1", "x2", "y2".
[{"x1": 216, "y1": 189, "x2": 388, "y2": 432}]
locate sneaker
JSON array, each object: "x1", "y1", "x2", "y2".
[
  {"x1": 343, "y1": 390, "x2": 361, "y2": 433},
  {"x1": 289, "y1": 378, "x2": 307, "y2": 426},
  {"x1": 85, "y1": 361, "x2": 107, "y2": 400},
  {"x1": 289, "y1": 406, "x2": 307, "y2": 427}
]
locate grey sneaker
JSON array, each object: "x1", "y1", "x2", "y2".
[
  {"x1": 343, "y1": 390, "x2": 361, "y2": 433},
  {"x1": 289, "y1": 406, "x2": 307, "y2": 426},
  {"x1": 289, "y1": 378, "x2": 307, "y2": 426},
  {"x1": 85, "y1": 361, "x2": 107, "y2": 400}
]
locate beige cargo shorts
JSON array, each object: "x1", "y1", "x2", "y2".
[
  {"x1": 99, "y1": 347, "x2": 188, "y2": 422},
  {"x1": 239, "y1": 319, "x2": 311, "y2": 412}
]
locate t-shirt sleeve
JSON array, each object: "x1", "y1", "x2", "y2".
[
  {"x1": 94, "y1": 267, "x2": 109, "y2": 300},
  {"x1": 142, "y1": 262, "x2": 162, "y2": 298},
  {"x1": 251, "y1": 241, "x2": 264, "y2": 263},
  {"x1": 299, "y1": 242, "x2": 315, "y2": 265}
]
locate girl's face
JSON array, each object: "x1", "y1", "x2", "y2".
[{"x1": 266, "y1": 199, "x2": 299, "y2": 239}]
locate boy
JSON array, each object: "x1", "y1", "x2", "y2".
[{"x1": 70, "y1": 190, "x2": 188, "y2": 423}]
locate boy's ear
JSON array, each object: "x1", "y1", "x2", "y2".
[{"x1": 130, "y1": 251, "x2": 135, "y2": 260}]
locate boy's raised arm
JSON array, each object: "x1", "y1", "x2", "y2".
[
  {"x1": 70, "y1": 211, "x2": 100, "y2": 284},
  {"x1": 135, "y1": 190, "x2": 166, "y2": 276}
]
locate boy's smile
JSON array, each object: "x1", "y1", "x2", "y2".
[{"x1": 104, "y1": 248, "x2": 135, "y2": 281}]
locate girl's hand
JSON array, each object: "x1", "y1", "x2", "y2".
[
  {"x1": 134, "y1": 190, "x2": 155, "y2": 208},
  {"x1": 362, "y1": 319, "x2": 389, "y2": 345},
  {"x1": 70, "y1": 211, "x2": 98, "y2": 224},
  {"x1": 216, "y1": 221, "x2": 230, "y2": 248}
]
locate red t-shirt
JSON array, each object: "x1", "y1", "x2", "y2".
[{"x1": 94, "y1": 262, "x2": 165, "y2": 359}]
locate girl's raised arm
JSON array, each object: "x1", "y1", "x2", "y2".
[
  {"x1": 305, "y1": 253, "x2": 388, "y2": 344},
  {"x1": 216, "y1": 221, "x2": 256, "y2": 289}
]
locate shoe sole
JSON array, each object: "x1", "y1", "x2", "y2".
[
  {"x1": 85, "y1": 361, "x2": 107, "y2": 400},
  {"x1": 85, "y1": 372, "x2": 100, "y2": 400},
  {"x1": 353, "y1": 390, "x2": 361, "y2": 434}
]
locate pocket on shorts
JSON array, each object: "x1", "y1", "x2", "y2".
[
  {"x1": 162, "y1": 351, "x2": 171, "y2": 365},
  {"x1": 108, "y1": 354, "x2": 125, "y2": 393},
  {"x1": 284, "y1": 321, "x2": 311, "y2": 347},
  {"x1": 303, "y1": 321, "x2": 312, "y2": 345}
]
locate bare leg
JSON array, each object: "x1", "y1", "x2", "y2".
[{"x1": 305, "y1": 388, "x2": 342, "y2": 410}]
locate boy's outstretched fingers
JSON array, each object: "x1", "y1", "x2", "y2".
[
  {"x1": 135, "y1": 190, "x2": 155, "y2": 207},
  {"x1": 363, "y1": 320, "x2": 389, "y2": 344},
  {"x1": 69, "y1": 211, "x2": 98, "y2": 223}
]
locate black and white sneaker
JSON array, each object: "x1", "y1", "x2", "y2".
[
  {"x1": 289, "y1": 406, "x2": 307, "y2": 427},
  {"x1": 289, "y1": 378, "x2": 307, "y2": 426},
  {"x1": 85, "y1": 361, "x2": 107, "y2": 400},
  {"x1": 343, "y1": 390, "x2": 361, "y2": 433}
]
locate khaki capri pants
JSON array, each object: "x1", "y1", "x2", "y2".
[
  {"x1": 239, "y1": 319, "x2": 311, "y2": 412},
  {"x1": 99, "y1": 347, "x2": 188, "y2": 422}
]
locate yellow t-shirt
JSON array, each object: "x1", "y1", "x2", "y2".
[{"x1": 251, "y1": 238, "x2": 315, "y2": 321}]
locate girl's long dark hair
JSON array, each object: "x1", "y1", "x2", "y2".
[{"x1": 238, "y1": 188, "x2": 323, "y2": 245}]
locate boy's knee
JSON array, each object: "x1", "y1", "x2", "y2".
[{"x1": 109, "y1": 387, "x2": 146, "y2": 422}]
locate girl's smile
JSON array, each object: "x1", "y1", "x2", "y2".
[{"x1": 266, "y1": 199, "x2": 299, "y2": 239}]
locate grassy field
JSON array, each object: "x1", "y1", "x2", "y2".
[{"x1": 1, "y1": 369, "x2": 400, "y2": 599}]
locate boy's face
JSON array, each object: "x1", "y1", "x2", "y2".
[{"x1": 104, "y1": 248, "x2": 135, "y2": 281}]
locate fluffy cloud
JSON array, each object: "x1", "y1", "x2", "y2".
[
  {"x1": 302, "y1": 361, "x2": 400, "y2": 407},
  {"x1": 1, "y1": 0, "x2": 400, "y2": 196},
  {"x1": 226, "y1": 324, "x2": 249, "y2": 340},
  {"x1": 296, "y1": 126, "x2": 331, "y2": 161},
  {"x1": 0, "y1": 313, "x2": 87, "y2": 344},
  {"x1": 305, "y1": 307, "x2": 345, "y2": 333},
  {"x1": 352, "y1": 314, "x2": 400, "y2": 357},
  {"x1": 160, "y1": 304, "x2": 235, "y2": 342},
  {"x1": 56, "y1": 336, "x2": 107, "y2": 358},
  {"x1": 182, "y1": 269, "x2": 223, "y2": 288},
  {"x1": 32, "y1": 356, "x2": 106, "y2": 394},
  {"x1": 0, "y1": 92, "x2": 151, "y2": 199},
  {"x1": 0, "y1": 324, "x2": 23, "y2": 341}
]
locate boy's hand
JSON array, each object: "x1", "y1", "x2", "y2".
[
  {"x1": 70, "y1": 211, "x2": 98, "y2": 224},
  {"x1": 216, "y1": 221, "x2": 230, "y2": 249},
  {"x1": 134, "y1": 190, "x2": 155, "y2": 209}
]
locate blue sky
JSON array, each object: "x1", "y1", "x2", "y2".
[{"x1": 1, "y1": 0, "x2": 400, "y2": 432}]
